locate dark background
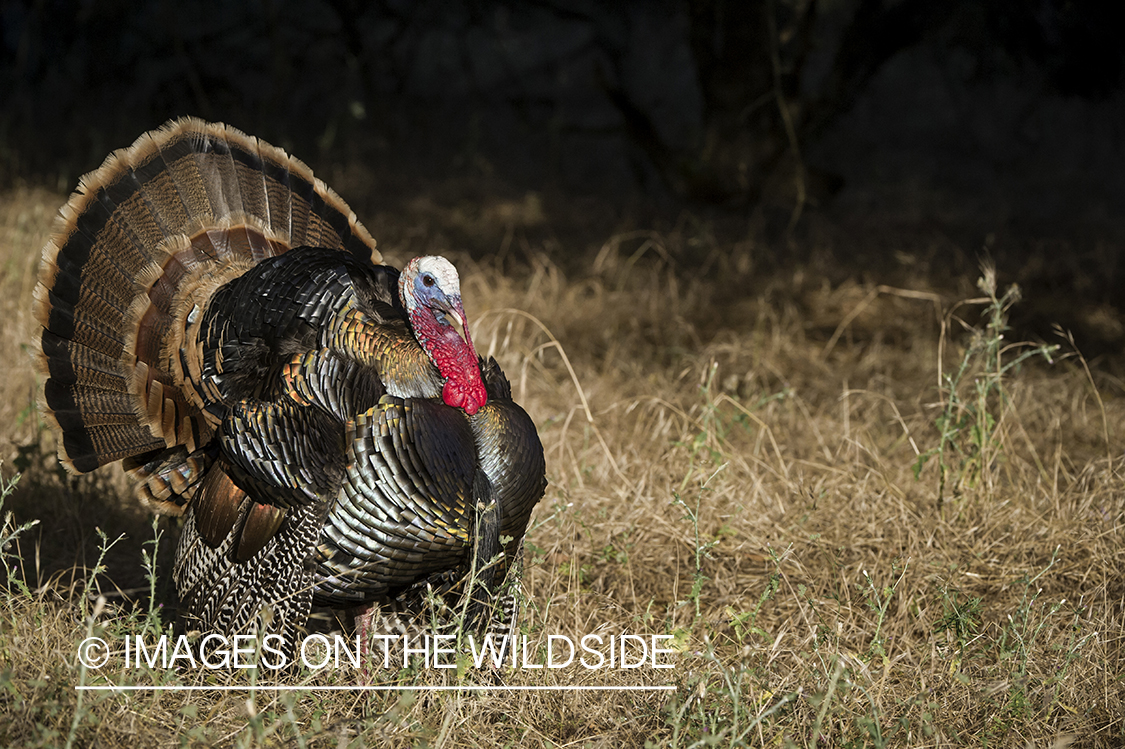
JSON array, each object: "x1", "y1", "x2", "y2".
[{"x1": 3, "y1": 0, "x2": 1124, "y2": 354}]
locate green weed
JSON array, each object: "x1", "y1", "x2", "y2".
[{"x1": 914, "y1": 265, "x2": 1059, "y2": 509}]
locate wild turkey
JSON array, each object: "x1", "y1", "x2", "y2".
[{"x1": 33, "y1": 117, "x2": 546, "y2": 650}]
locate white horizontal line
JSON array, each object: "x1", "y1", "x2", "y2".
[{"x1": 76, "y1": 684, "x2": 675, "y2": 692}]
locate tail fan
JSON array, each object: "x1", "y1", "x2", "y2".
[{"x1": 33, "y1": 117, "x2": 380, "y2": 514}]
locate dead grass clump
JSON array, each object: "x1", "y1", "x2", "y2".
[{"x1": 1, "y1": 186, "x2": 1123, "y2": 747}]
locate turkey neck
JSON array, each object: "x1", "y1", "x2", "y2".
[{"x1": 408, "y1": 305, "x2": 486, "y2": 415}]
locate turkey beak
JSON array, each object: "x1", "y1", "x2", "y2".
[{"x1": 447, "y1": 297, "x2": 476, "y2": 354}]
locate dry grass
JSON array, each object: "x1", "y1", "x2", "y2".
[{"x1": 1, "y1": 185, "x2": 1123, "y2": 747}]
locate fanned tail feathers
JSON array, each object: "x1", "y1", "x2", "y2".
[{"x1": 33, "y1": 117, "x2": 380, "y2": 513}]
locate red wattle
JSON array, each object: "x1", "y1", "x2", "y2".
[
  {"x1": 443, "y1": 379, "x2": 485, "y2": 415},
  {"x1": 410, "y1": 306, "x2": 488, "y2": 414}
]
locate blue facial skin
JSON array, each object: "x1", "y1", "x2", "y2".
[{"x1": 412, "y1": 272, "x2": 462, "y2": 328}]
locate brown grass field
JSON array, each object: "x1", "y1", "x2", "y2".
[{"x1": 0, "y1": 182, "x2": 1123, "y2": 747}]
